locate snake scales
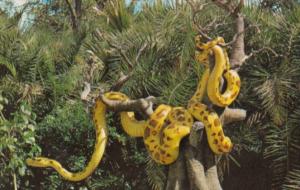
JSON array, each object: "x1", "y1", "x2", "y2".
[{"x1": 26, "y1": 36, "x2": 241, "y2": 181}]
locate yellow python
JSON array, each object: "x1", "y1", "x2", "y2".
[
  {"x1": 26, "y1": 36, "x2": 241, "y2": 181},
  {"x1": 26, "y1": 92, "x2": 144, "y2": 181},
  {"x1": 187, "y1": 35, "x2": 241, "y2": 154},
  {"x1": 143, "y1": 106, "x2": 193, "y2": 164},
  {"x1": 26, "y1": 92, "x2": 191, "y2": 180}
]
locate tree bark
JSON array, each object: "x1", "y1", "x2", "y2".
[
  {"x1": 65, "y1": 0, "x2": 82, "y2": 31},
  {"x1": 166, "y1": 152, "x2": 189, "y2": 190},
  {"x1": 230, "y1": 14, "x2": 246, "y2": 68}
]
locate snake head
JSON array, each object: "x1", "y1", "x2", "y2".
[
  {"x1": 194, "y1": 35, "x2": 212, "y2": 65},
  {"x1": 103, "y1": 92, "x2": 129, "y2": 101}
]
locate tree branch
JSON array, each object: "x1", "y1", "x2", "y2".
[
  {"x1": 65, "y1": 0, "x2": 79, "y2": 30},
  {"x1": 220, "y1": 107, "x2": 247, "y2": 125},
  {"x1": 209, "y1": 0, "x2": 246, "y2": 69},
  {"x1": 100, "y1": 94, "x2": 156, "y2": 116},
  {"x1": 109, "y1": 72, "x2": 132, "y2": 91},
  {"x1": 110, "y1": 43, "x2": 147, "y2": 91},
  {"x1": 211, "y1": 0, "x2": 244, "y2": 16},
  {"x1": 242, "y1": 46, "x2": 283, "y2": 63},
  {"x1": 166, "y1": 153, "x2": 189, "y2": 190},
  {"x1": 185, "y1": 145, "x2": 209, "y2": 190},
  {"x1": 186, "y1": 0, "x2": 212, "y2": 40},
  {"x1": 81, "y1": 82, "x2": 91, "y2": 100},
  {"x1": 184, "y1": 122, "x2": 210, "y2": 190},
  {"x1": 204, "y1": 144, "x2": 222, "y2": 190}
]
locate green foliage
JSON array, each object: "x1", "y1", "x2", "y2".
[
  {"x1": 0, "y1": 93, "x2": 40, "y2": 189},
  {"x1": 237, "y1": 7, "x2": 300, "y2": 189},
  {"x1": 1, "y1": 0, "x2": 300, "y2": 189}
]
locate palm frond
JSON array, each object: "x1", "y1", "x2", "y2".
[
  {"x1": 282, "y1": 126, "x2": 300, "y2": 189},
  {"x1": 0, "y1": 55, "x2": 16, "y2": 77},
  {"x1": 145, "y1": 157, "x2": 166, "y2": 190},
  {"x1": 263, "y1": 123, "x2": 289, "y2": 188}
]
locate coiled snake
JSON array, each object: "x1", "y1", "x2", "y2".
[{"x1": 26, "y1": 36, "x2": 241, "y2": 181}]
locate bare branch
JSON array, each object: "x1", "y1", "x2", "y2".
[
  {"x1": 210, "y1": 0, "x2": 246, "y2": 69},
  {"x1": 81, "y1": 82, "x2": 91, "y2": 100},
  {"x1": 211, "y1": 0, "x2": 235, "y2": 14},
  {"x1": 100, "y1": 94, "x2": 156, "y2": 116},
  {"x1": 110, "y1": 72, "x2": 132, "y2": 91},
  {"x1": 220, "y1": 107, "x2": 247, "y2": 125},
  {"x1": 242, "y1": 46, "x2": 283, "y2": 63},
  {"x1": 233, "y1": 0, "x2": 245, "y2": 15},
  {"x1": 205, "y1": 16, "x2": 231, "y2": 32},
  {"x1": 222, "y1": 24, "x2": 260, "y2": 47},
  {"x1": 185, "y1": 121, "x2": 222, "y2": 190},
  {"x1": 184, "y1": 145, "x2": 209, "y2": 190},
  {"x1": 186, "y1": 0, "x2": 212, "y2": 40},
  {"x1": 203, "y1": 144, "x2": 222, "y2": 190},
  {"x1": 135, "y1": 43, "x2": 147, "y2": 64},
  {"x1": 212, "y1": 0, "x2": 244, "y2": 16}
]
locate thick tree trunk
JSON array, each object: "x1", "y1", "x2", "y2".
[
  {"x1": 166, "y1": 122, "x2": 223, "y2": 190},
  {"x1": 230, "y1": 14, "x2": 245, "y2": 68},
  {"x1": 166, "y1": 152, "x2": 189, "y2": 190}
]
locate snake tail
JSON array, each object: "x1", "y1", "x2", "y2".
[{"x1": 26, "y1": 98, "x2": 108, "y2": 181}]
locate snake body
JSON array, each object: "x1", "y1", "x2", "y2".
[
  {"x1": 26, "y1": 92, "x2": 137, "y2": 181},
  {"x1": 195, "y1": 36, "x2": 241, "y2": 107},
  {"x1": 186, "y1": 36, "x2": 241, "y2": 154},
  {"x1": 26, "y1": 36, "x2": 241, "y2": 181},
  {"x1": 26, "y1": 96, "x2": 109, "y2": 181},
  {"x1": 143, "y1": 106, "x2": 193, "y2": 164}
]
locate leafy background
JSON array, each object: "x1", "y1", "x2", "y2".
[{"x1": 0, "y1": 0, "x2": 300, "y2": 189}]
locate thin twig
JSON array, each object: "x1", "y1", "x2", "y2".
[
  {"x1": 186, "y1": 0, "x2": 212, "y2": 40},
  {"x1": 109, "y1": 72, "x2": 132, "y2": 91},
  {"x1": 135, "y1": 43, "x2": 147, "y2": 64},
  {"x1": 242, "y1": 46, "x2": 283, "y2": 63},
  {"x1": 222, "y1": 24, "x2": 260, "y2": 47},
  {"x1": 211, "y1": 0, "x2": 245, "y2": 16}
]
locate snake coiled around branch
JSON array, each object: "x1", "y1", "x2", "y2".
[{"x1": 26, "y1": 36, "x2": 241, "y2": 181}]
